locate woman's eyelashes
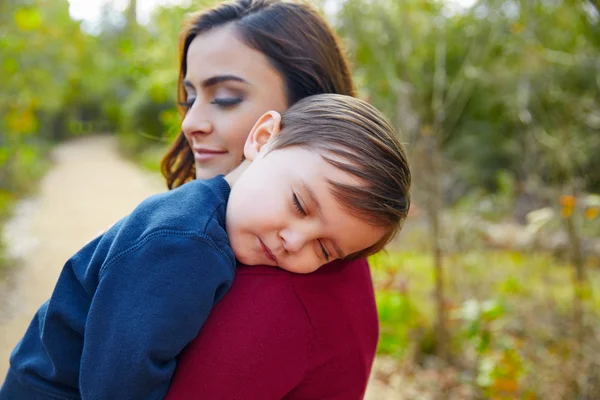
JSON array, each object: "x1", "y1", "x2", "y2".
[
  {"x1": 211, "y1": 97, "x2": 243, "y2": 107},
  {"x1": 179, "y1": 97, "x2": 242, "y2": 110}
]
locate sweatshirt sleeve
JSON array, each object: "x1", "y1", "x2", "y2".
[{"x1": 79, "y1": 233, "x2": 233, "y2": 400}]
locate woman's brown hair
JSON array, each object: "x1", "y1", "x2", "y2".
[{"x1": 161, "y1": 0, "x2": 355, "y2": 189}]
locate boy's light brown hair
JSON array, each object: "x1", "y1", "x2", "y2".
[{"x1": 269, "y1": 93, "x2": 411, "y2": 258}]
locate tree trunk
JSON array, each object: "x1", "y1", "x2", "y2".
[
  {"x1": 427, "y1": 139, "x2": 449, "y2": 364},
  {"x1": 564, "y1": 205, "x2": 585, "y2": 395},
  {"x1": 126, "y1": 0, "x2": 137, "y2": 27}
]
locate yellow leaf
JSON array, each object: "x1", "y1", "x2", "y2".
[
  {"x1": 6, "y1": 108, "x2": 37, "y2": 134},
  {"x1": 561, "y1": 207, "x2": 573, "y2": 218},
  {"x1": 492, "y1": 377, "x2": 518, "y2": 393},
  {"x1": 14, "y1": 8, "x2": 42, "y2": 32},
  {"x1": 585, "y1": 207, "x2": 599, "y2": 220},
  {"x1": 523, "y1": 391, "x2": 537, "y2": 400},
  {"x1": 560, "y1": 195, "x2": 576, "y2": 208},
  {"x1": 560, "y1": 195, "x2": 576, "y2": 218}
]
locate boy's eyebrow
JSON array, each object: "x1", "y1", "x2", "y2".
[
  {"x1": 301, "y1": 180, "x2": 345, "y2": 259},
  {"x1": 183, "y1": 75, "x2": 250, "y2": 90}
]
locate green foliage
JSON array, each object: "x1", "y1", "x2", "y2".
[
  {"x1": 371, "y1": 252, "x2": 426, "y2": 357},
  {"x1": 371, "y1": 249, "x2": 600, "y2": 397},
  {"x1": 338, "y1": 0, "x2": 600, "y2": 195}
]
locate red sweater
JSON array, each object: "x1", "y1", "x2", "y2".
[{"x1": 165, "y1": 258, "x2": 378, "y2": 400}]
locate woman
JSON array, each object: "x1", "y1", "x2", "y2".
[{"x1": 162, "y1": 1, "x2": 379, "y2": 398}]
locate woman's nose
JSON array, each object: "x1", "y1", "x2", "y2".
[{"x1": 181, "y1": 105, "x2": 213, "y2": 136}]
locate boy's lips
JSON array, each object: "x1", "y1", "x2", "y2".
[{"x1": 259, "y1": 238, "x2": 277, "y2": 263}]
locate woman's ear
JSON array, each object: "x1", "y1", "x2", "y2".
[{"x1": 244, "y1": 111, "x2": 282, "y2": 161}]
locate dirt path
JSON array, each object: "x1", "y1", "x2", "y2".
[{"x1": 0, "y1": 135, "x2": 386, "y2": 397}]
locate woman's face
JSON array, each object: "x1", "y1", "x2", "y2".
[{"x1": 182, "y1": 24, "x2": 288, "y2": 179}]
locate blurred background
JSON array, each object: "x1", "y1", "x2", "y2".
[{"x1": 1, "y1": 0, "x2": 600, "y2": 398}]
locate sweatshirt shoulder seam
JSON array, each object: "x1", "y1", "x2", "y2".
[{"x1": 99, "y1": 229, "x2": 234, "y2": 278}]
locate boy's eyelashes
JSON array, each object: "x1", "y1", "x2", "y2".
[
  {"x1": 292, "y1": 193, "x2": 307, "y2": 216},
  {"x1": 319, "y1": 240, "x2": 330, "y2": 262},
  {"x1": 292, "y1": 192, "x2": 331, "y2": 262}
]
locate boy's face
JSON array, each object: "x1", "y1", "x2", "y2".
[{"x1": 226, "y1": 135, "x2": 386, "y2": 274}]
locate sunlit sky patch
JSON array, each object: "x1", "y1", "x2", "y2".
[
  {"x1": 68, "y1": 0, "x2": 479, "y2": 27},
  {"x1": 68, "y1": 0, "x2": 191, "y2": 27}
]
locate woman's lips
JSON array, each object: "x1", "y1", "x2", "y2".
[
  {"x1": 192, "y1": 148, "x2": 227, "y2": 162},
  {"x1": 259, "y1": 239, "x2": 277, "y2": 263}
]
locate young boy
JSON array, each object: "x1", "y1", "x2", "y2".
[{"x1": 1, "y1": 94, "x2": 411, "y2": 399}]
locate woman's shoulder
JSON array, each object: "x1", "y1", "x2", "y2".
[
  {"x1": 235, "y1": 259, "x2": 378, "y2": 342},
  {"x1": 235, "y1": 259, "x2": 376, "y2": 311},
  {"x1": 194, "y1": 259, "x2": 379, "y2": 346},
  {"x1": 213, "y1": 259, "x2": 378, "y2": 334},
  {"x1": 232, "y1": 259, "x2": 379, "y2": 397},
  {"x1": 235, "y1": 259, "x2": 376, "y2": 306},
  {"x1": 167, "y1": 260, "x2": 378, "y2": 398},
  {"x1": 287, "y1": 258, "x2": 379, "y2": 333}
]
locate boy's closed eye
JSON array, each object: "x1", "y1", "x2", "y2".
[
  {"x1": 292, "y1": 192, "x2": 306, "y2": 216},
  {"x1": 318, "y1": 240, "x2": 330, "y2": 261},
  {"x1": 291, "y1": 191, "x2": 331, "y2": 261}
]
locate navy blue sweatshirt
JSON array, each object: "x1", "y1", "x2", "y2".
[{"x1": 0, "y1": 176, "x2": 235, "y2": 400}]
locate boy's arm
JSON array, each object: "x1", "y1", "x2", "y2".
[{"x1": 80, "y1": 233, "x2": 233, "y2": 400}]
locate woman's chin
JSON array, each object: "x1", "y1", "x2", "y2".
[{"x1": 195, "y1": 167, "x2": 220, "y2": 180}]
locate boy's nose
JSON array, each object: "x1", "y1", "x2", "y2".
[
  {"x1": 280, "y1": 224, "x2": 319, "y2": 254},
  {"x1": 280, "y1": 231, "x2": 306, "y2": 254}
]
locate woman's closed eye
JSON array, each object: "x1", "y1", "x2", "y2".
[
  {"x1": 211, "y1": 97, "x2": 243, "y2": 107},
  {"x1": 179, "y1": 97, "x2": 242, "y2": 110}
]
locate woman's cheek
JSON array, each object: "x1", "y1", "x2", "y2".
[{"x1": 221, "y1": 120, "x2": 245, "y2": 151}]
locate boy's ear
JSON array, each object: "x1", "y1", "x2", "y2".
[{"x1": 244, "y1": 111, "x2": 282, "y2": 161}]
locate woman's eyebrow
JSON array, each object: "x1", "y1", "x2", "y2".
[{"x1": 183, "y1": 75, "x2": 250, "y2": 90}]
